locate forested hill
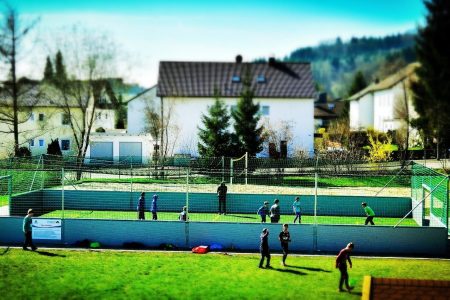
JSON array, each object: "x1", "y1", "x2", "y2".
[{"x1": 283, "y1": 33, "x2": 416, "y2": 98}]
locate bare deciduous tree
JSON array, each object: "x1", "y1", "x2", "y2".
[
  {"x1": 50, "y1": 26, "x2": 119, "y2": 174},
  {"x1": 0, "y1": 5, "x2": 39, "y2": 155}
]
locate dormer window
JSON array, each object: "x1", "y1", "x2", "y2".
[
  {"x1": 257, "y1": 75, "x2": 266, "y2": 83},
  {"x1": 231, "y1": 76, "x2": 241, "y2": 83}
]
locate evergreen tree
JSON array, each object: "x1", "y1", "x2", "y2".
[
  {"x1": 411, "y1": 0, "x2": 450, "y2": 153},
  {"x1": 43, "y1": 56, "x2": 54, "y2": 81},
  {"x1": 197, "y1": 90, "x2": 232, "y2": 157},
  {"x1": 231, "y1": 71, "x2": 264, "y2": 156},
  {"x1": 54, "y1": 50, "x2": 67, "y2": 85},
  {"x1": 115, "y1": 94, "x2": 127, "y2": 129},
  {"x1": 347, "y1": 70, "x2": 368, "y2": 97}
]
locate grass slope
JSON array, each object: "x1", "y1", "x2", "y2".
[
  {"x1": 42, "y1": 210, "x2": 418, "y2": 226},
  {"x1": 0, "y1": 249, "x2": 449, "y2": 300}
]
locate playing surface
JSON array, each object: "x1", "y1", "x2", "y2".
[
  {"x1": 1, "y1": 248, "x2": 449, "y2": 299},
  {"x1": 41, "y1": 210, "x2": 418, "y2": 226}
]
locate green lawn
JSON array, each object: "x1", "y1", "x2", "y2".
[
  {"x1": 283, "y1": 176, "x2": 410, "y2": 188},
  {"x1": 41, "y1": 210, "x2": 418, "y2": 226},
  {"x1": 0, "y1": 195, "x2": 8, "y2": 206},
  {"x1": 0, "y1": 249, "x2": 449, "y2": 299}
]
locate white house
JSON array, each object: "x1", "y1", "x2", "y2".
[
  {"x1": 128, "y1": 57, "x2": 316, "y2": 157},
  {"x1": 348, "y1": 63, "x2": 420, "y2": 144}
]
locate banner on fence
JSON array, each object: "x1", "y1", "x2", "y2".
[{"x1": 32, "y1": 219, "x2": 62, "y2": 240}]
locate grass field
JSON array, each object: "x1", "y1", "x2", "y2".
[
  {"x1": 0, "y1": 195, "x2": 8, "y2": 206},
  {"x1": 0, "y1": 248, "x2": 449, "y2": 299},
  {"x1": 41, "y1": 210, "x2": 418, "y2": 226}
]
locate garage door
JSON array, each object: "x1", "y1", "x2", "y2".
[
  {"x1": 90, "y1": 142, "x2": 113, "y2": 162},
  {"x1": 119, "y1": 142, "x2": 142, "y2": 164}
]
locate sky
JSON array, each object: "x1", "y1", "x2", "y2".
[{"x1": 10, "y1": 0, "x2": 426, "y2": 88}]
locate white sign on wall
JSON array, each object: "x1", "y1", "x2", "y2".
[{"x1": 32, "y1": 219, "x2": 62, "y2": 240}]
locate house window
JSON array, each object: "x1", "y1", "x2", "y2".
[
  {"x1": 38, "y1": 113, "x2": 44, "y2": 121},
  {"x1": 261, "y1": 105, "x2": 270, "y2": 116},
  {"x1": 96, "y1": 112, "x2": 102, "y2": 120},
  {"x1": 38, "y1": 139, "x2": 45, "y2": 147},
  {"x1": 62, "y1": 113, "x2": 70, "y2": 125},
  {"x1": 29, "y1": 139, "x2": 35, "y2": 147},
  {"x1": 231, "y1": 76, "x2": 241, "y2": 83},
  {"x1": 257, "y1": 75, "x2": 266, "y2": 83},
  {"x1": 61, "y1": 139, "x2": 70, "y2": 151}
]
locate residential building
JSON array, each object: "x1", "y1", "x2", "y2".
[
  {"x1": 0, "y1": 83, "x2": 117, "y2": 158},
  {"x1": 128, "y1": 57, "x2": 316, "y2": 156},
  {"x1": 348, "y1": 63, "x2": 420, "y2": 145}
]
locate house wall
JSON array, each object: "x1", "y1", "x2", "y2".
[
  {"x1": 0, "y1": 107, "x2": 84, "y2": 158},
  {"x1": 349, "y1": 101, "x2": 360, "y2": 130},
  {"x1": 127, "y1": 86, "x2": 158, "y2": 135},
  {"x1": 93, "y1": 109, "x2": 116, "y2": 131},
  {"x1": 165, "y1": 96, "x2": 315, "y2": 156}
]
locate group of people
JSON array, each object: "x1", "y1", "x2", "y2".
[
  {"x1": 259, "y1": 225, "x2": 355, "y2": 293},
  {"x1": 137, "y1": 192, "x2": 188, "y2": 222},
  {"x1": 257, "y1": 197, "x2": 302, "y2": 223}
]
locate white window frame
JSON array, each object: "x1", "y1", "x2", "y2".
[
  {"x1": 261, "y1": 105, "x2": 270, "y2": 116},
  {"x1": 38, "y1": 139, "x2": 45, "y2": 147}
]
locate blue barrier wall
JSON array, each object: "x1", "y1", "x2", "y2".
[
  {"x1": 11, "y1": 190, "x2": 412, "y2": 217},
  {"x1": 0, "y1": 217, "x2": 446, "y2": 256}
]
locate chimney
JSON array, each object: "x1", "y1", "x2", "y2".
[
  {"x1": 235, "y1": 55, "x2": 243, "y2": 63},
  {"x1": 268, "y1": 57, "x2": 276, "y2": 66}
]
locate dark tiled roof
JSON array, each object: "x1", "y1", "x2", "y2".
[
  {"x1": 314, "y1": 106, "x2": 337, "y2": 119},
  {"x1": 157, "y1": 61, "x2": 316, "y2": 98}
]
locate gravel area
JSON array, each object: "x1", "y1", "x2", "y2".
[{"x1": 61, "y1": 182, "x2": 411, "y2": 197}]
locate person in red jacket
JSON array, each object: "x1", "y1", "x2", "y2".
[{"x1": 335, "y1": 242, "x2": 355, "y2": 292}]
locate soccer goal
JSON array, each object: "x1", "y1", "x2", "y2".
[
  {"x1": 0, "y1": 175, "x2": 12, "y2": 216},
  {"x1": 230, "y1": 152, "x2": 248, "y2": 185}
]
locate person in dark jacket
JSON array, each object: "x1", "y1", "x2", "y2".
[
  {"x1": 151, "y1": 194, "x2": 158, "y2": 220},
  {"x1": 217, "y1": 182, "x2": 227, "y2": 215},
  {"x1": 335, "y1": 242, "x2": 355, "y2": 292},
  {"x1": 137, "y1": 192, "x2": 146, "y2": 220},
  {"x1": 259, "y1": 228, "x2": 271, "y2": 268},
  {"x1": 23, "y1": 208, "x2": 37, "y2": 251},
  {"x1": 279, "y1": 224, "x2": 291, "y2": 266},
  {"x1": 257, "y1": 201, "x2": 270, "y2": 223}
]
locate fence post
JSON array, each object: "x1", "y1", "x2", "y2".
[
  {"x1": 7, "y1": 175, "x2": 12, "y2": 216},
  {"x1": 186, "y1": 167, "x2": 190, "y2": 215},
  {"x1": 230, "y1": 160, "x2": 234, "y2": 185},
  {"x1": 61, "y1": 168, "x2": 65, "y2": 219},
  {"x1": 130, "y1": 160, "x2": 133, "y2": 210},
  {"x1": 245, "y1": 152, "x2": 248, "y2": 185},
  {"x1": 221, "y1": 156, "x2": 225, "y2": 183}
]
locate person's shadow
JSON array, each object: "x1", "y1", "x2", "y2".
[
  {"x1": 35, "y1": 250, "x2": 66, "y2": 257},
  {"x1": 285, "y1": 265, "x2": 331, "y2": 273},
  {"x1": 266, "y1": 267, "x2": 307, "y2": 275}
]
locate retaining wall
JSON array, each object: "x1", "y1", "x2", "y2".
[{"x1": 0, "y1": 217, "x2": 446, "y2": 256}]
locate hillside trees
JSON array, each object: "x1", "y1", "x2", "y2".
[{"x1": 411, "y1": 0, "x2": 450, "y2": 158}]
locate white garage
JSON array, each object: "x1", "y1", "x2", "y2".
[{"x1": 86, "y1": 132, "x2": 153, "y2": 164}]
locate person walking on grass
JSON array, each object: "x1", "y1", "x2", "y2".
[
  {"x1": 279, "y1": 224, "x2": 291, "y2": 266},
  {"x1": 292, "y1": 196, "x2": 302, "y2": 224},
  {"x1": 179, "y1": 206, "x2": 188, "y2": 222},
  {"x1": 137, "y1": 192, "x2": 146, "y2": 220},
  {"x1": 336, "y1": 242, "x2": 355, "y2": 293},
  {"x1": 23, "y1": 208, "x2": 37, "y2": 251},
  {"x1": 361, "y1": 202, "x2": 375, "y2": 225},
  {"x1": 259, "y1": 228, "x2": 271, "y2": 268},
  {"x1": 217, "y1": 182, "x2": 227, "y2": 215},
  {"x1": 151, "y1": 194, "x2": 159, "y2": 220},
  {"x1": 257, "y1": 201, "x2": 270, "y2": 223},
  {"x1": 269, "y1": 199, "x2": 280, "y2": 223}
]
